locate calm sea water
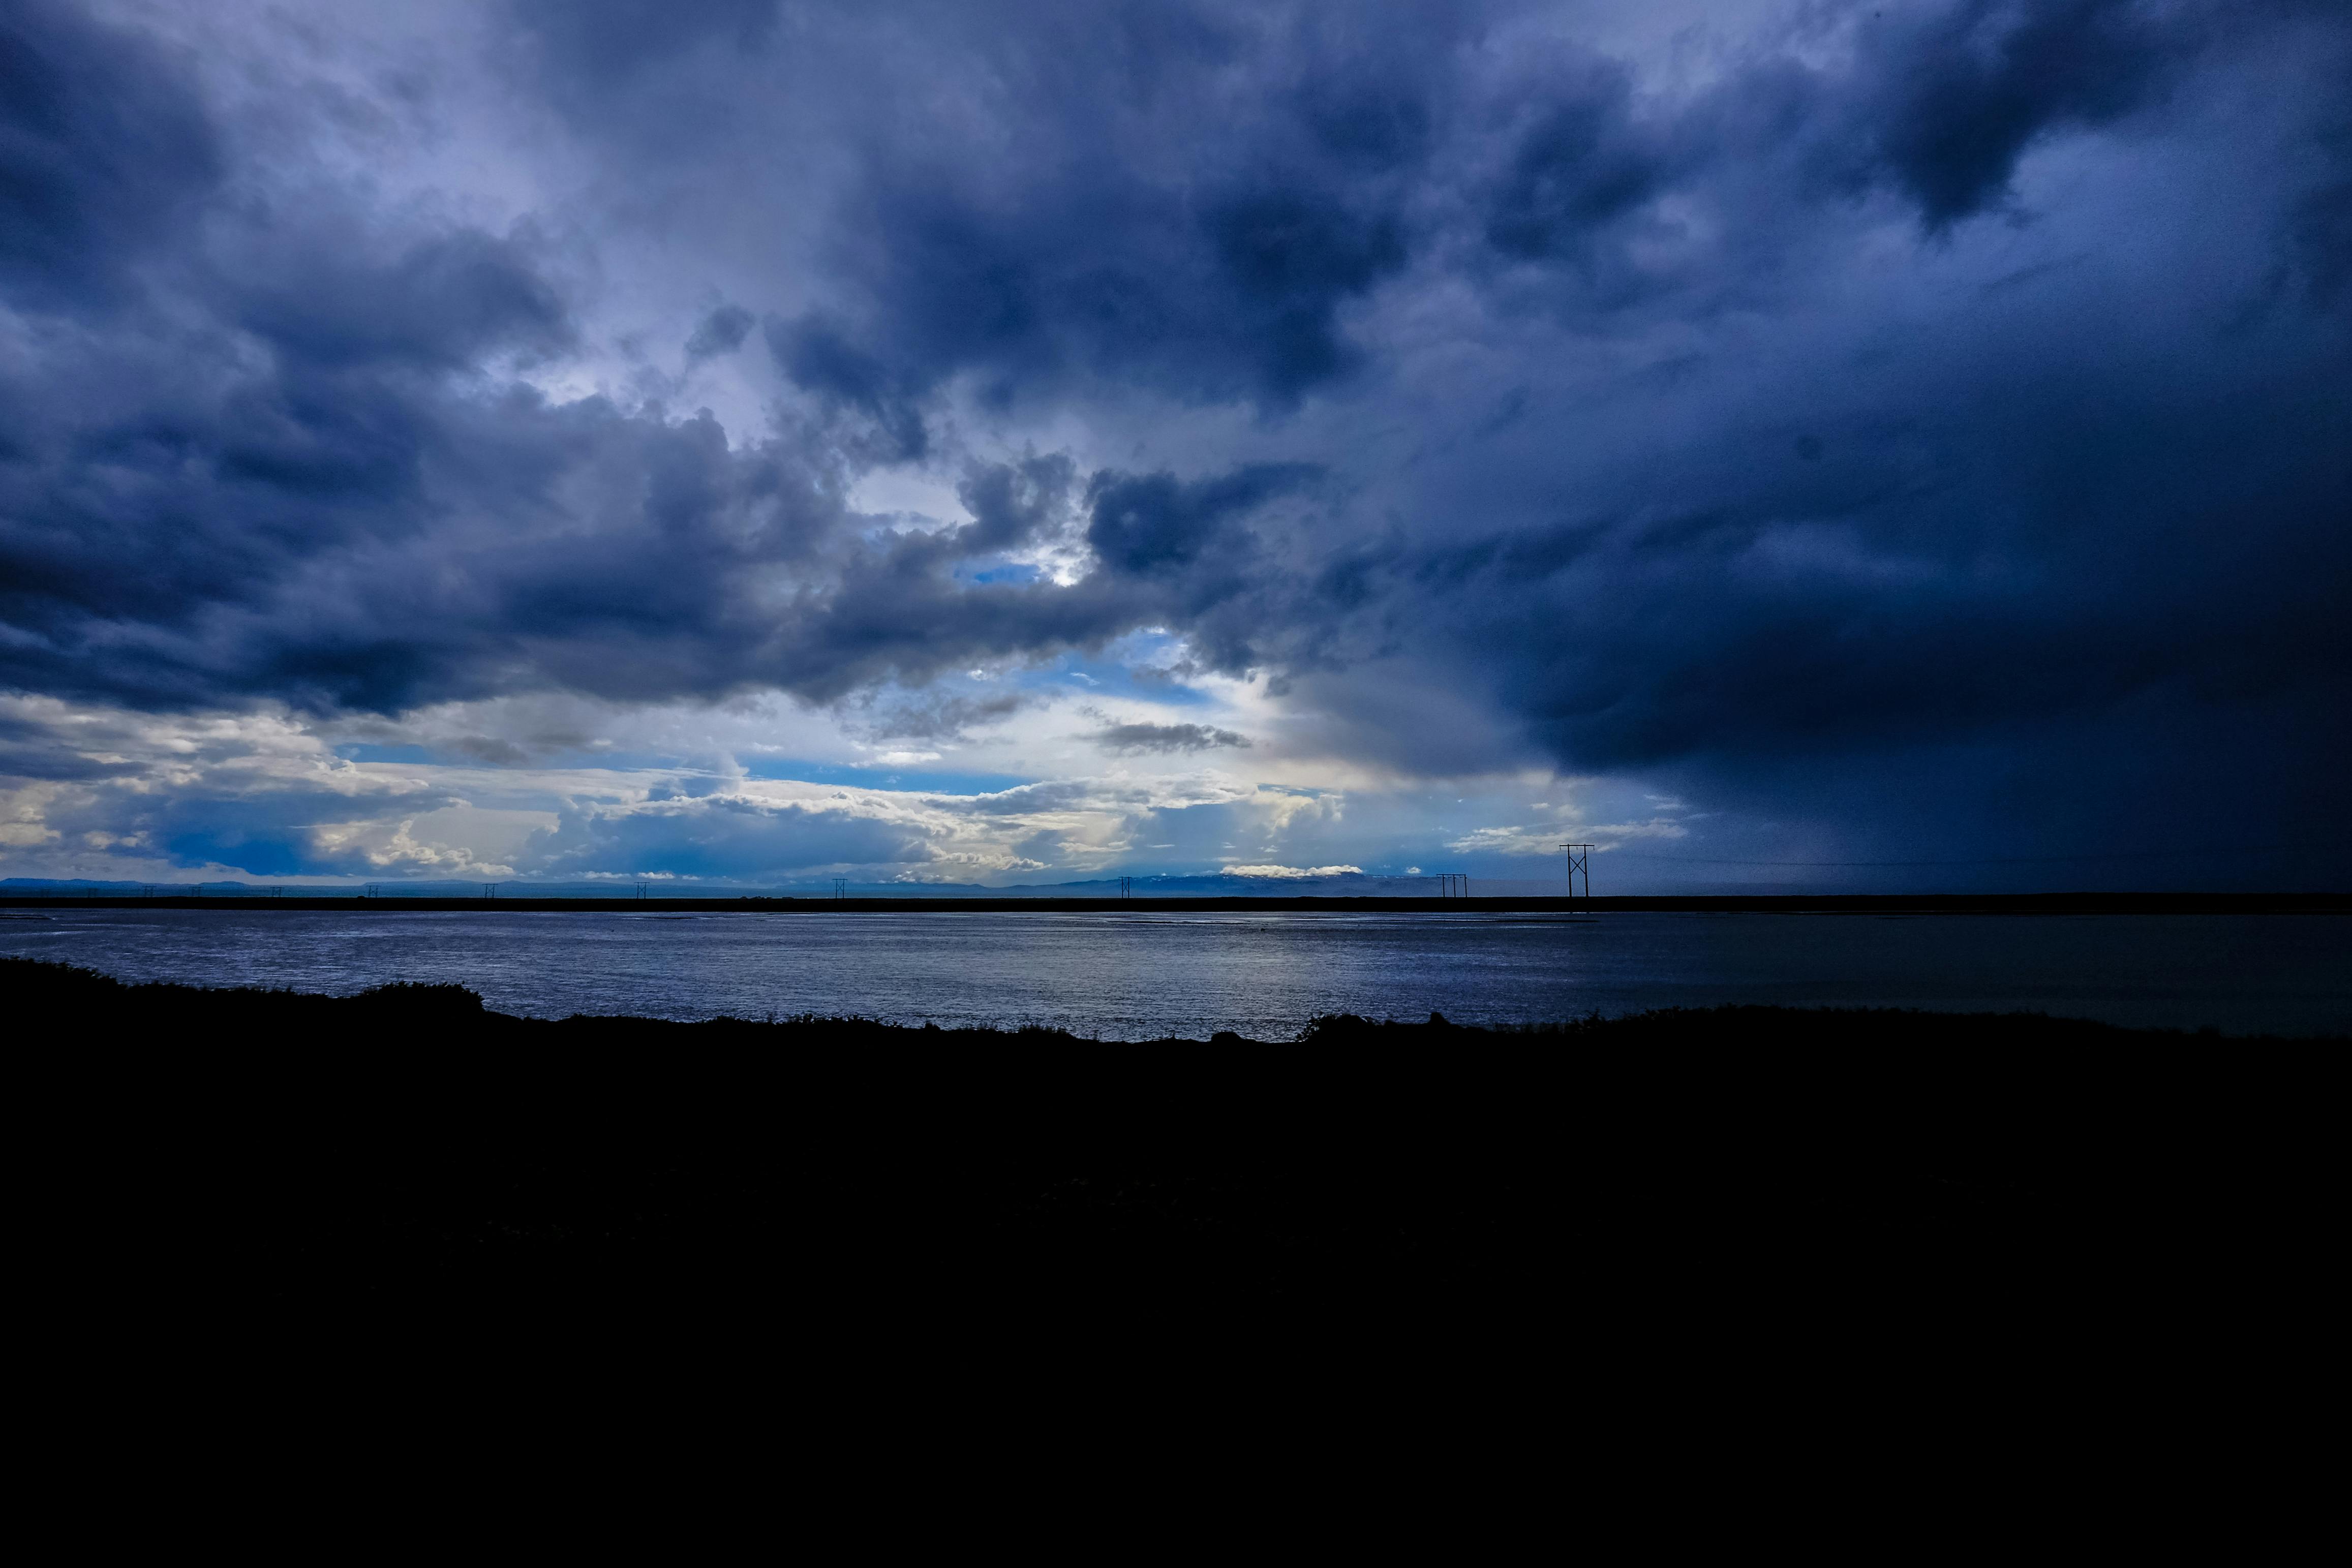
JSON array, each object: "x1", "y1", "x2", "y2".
[{"x1": 4, "y1": 908, "x2": 2345, "y2": 1037}]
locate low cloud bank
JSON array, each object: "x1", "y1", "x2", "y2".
[{"x1": 1221, "y1": 864, "x2": 1363, "y2": 880}]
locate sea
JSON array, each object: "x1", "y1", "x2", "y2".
[{"x1": 3, "y1": 907, "x2": 2346, "y2": 1037}]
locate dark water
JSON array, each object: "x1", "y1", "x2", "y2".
[{"x1": 3, "y1": 908, "x2": 2344, "y2": 1037}]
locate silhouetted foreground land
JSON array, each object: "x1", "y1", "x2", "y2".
[{"x1": 11, "y1": 957, "x2": 2340, "y2": 1376}]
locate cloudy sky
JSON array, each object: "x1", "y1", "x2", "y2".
[{"x1": 3, "y1": 0, "x2": 2346, "y2": 891}]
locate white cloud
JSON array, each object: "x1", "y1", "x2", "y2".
[{"x1": 1219, "y1": 864, "x2": 1363, "y2": 879}]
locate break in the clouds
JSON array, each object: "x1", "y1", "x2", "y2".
[{"x1": 1, "y1": 0, "x2": 2346, "y2": 890}]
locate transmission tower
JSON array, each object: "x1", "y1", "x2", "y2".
[{"x1": 1559, "y1": 844, "x2": 1593, "y2": 905}]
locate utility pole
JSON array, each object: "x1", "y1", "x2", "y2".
[{"x1": 1559, "y1": 844, "x2": 1593, "y2": 905}]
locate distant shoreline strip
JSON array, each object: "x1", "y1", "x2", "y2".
[{"x1": 2, "y1": 894, "x2": 2345, "y2": 916}]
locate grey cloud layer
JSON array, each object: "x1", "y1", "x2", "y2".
[
  {"x1": 4, "y1": 0, "x2": 2349, "y2": 871},
  {"x1": 1090, "y1": 721, "x2": 1252, "y2": 754}
]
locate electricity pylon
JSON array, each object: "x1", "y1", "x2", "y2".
[{"x1": 1559, "y1": 844, "x2": 1593, "y2": 904}]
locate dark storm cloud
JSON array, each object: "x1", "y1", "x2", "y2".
[
  {"x1": 764, "y1": 311, "x2": 932, "y2": 461},
  {"x1": 505, "y1": 0, "x2": 781, "y2": 124},
  {"x1": 1483, "y1": 54, "x2": 1665, "y2": 263},
  {"x1": 0, "y1": 0, "x2": 219, "y2": 312},
  {"x1": 739, "y1": 1, "x2": 1459, "y2": 413},
  {"x1": 1085, "y1": 465, "x2": 1317, "y2": 577},
  {"x1": 684, "y1": 302, "x2": 755, "y2": 361},
  {"x1": 956, "y1": 453, "x2": 1076, "y2": 553},
  {"x1": 0, "y1": 5, "x2": 1305, "y2": 712},
  {"x1": 1843, "y1": 0, "x2": 2188, "y2": 230},
  {"x1": 232, "y1": 227, "x2": 573, "y2": 373},
  {"x1": 4, "y1": 0, "x2": 2349, "y2": 875},
  {"x1": 0, "y1": 710, "x2": 136, "y2": 782}
]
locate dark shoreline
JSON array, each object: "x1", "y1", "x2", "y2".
[
  {"x1": 16, "y1": 953, "x2": 2340, "y2": 1041},
  {"x1": 5, "y1": 890, "x2": 2347, "y2": 914},
  {"x1": 16, "y1": 955, "x2": 2340, "y2": 1362}
]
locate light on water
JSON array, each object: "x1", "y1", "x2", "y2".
[{"x1": 4, "y1": 910, "x2": 2345, "y2": 1038}]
